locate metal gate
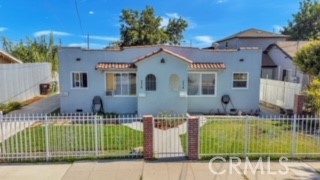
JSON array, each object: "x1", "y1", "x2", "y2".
[{"x1": 153, "y1": 115, "x2": 188, "y2": 159}]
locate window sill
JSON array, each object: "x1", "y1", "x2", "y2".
[
  {"x1": 106, "y1": 95, "x2": 137, "y2": 97},
  {"x1": 71, "y1": 87, "x2": 88, "y2": 90},
  {"x1": 232, "y1": 87, "x2": 248, "y2": 90}
]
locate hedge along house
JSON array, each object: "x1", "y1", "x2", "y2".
[{"x1": 58, "y1": 45, "x2": 262, "y2": 115}]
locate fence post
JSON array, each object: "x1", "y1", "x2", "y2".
[
  {"x1": 0, "y1": 111, "x2": 5, "y2": 154},
  {"x1": 291, "y1": 114, "x2": 297, "y2": 159},
  {"x1": 45, "y1": 114, "x2": 50, "y2": 161},
  {"x1": 188, "y1": 116, "x2": 199, "y2": 160},
  {"x1": 143, "y1": 115, "x2": 154, "y2": 160},
  {"x1": 94, "y1": 114, "x2": 99, "y2": 158},
  {"x1": 244, "y1": 115, "x2": 250, "y2": 157}
]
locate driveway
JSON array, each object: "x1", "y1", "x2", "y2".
[
  {"x1": 8, "y1": 94, "x2": 60, "y2": 115},
  {"x1": 0, "y1": 94, "x2": 60, "y2": 143}
]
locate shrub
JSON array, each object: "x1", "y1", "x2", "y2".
[
  {"x1": 304, "y1": 78, "x2": 320, "y2": 115},
  {"x1": 0, "y1": 104, "x2": 7, "y2": 113},
  {"x1": 6, "y1": 102, "x2": 22, "y2": 112}
]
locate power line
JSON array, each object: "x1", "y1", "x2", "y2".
[{"x1": 74, "y1": 0, "x2": 86, "y2": 42}]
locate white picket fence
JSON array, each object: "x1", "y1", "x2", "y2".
[
  {"x1": 260, "y1": 79, "x2": 302, "y2": 109},
  {"x1": 0, "y1": 63, "x2": 52, "y2": 104}
]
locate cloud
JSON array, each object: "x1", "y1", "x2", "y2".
[
  {"x1": 0, "y1": 27, "x2": 8, "y2": 32},
  {"x1": 166, "y1": 13, "x2": 179, "y2": 19},
  {"x1": 194, "y1": 35, "x2": 214, "y2": 44},
  {"x1": 273, "y1": 25, "x2": 283, "y2": 33},
  {"x1": 161, "y1": 17, "x2": 169, "y2": 27},
  {"x1": 217, "y1": 0, "x2": 228, "y2": 4},
  {"x1": 161, "y1": 12, "x2": 197, "y2": 29},
  {"x1": 89, "y1": 11, "x2": 94, "y2": 15},
  {"x1": 34, "y1": 30, "x2": 72, "y2": 37},
  {"x1": 68, "y1": 42, "x2": 106, "y2": 49}
]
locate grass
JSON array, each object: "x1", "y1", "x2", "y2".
[
  {"x1": 0, "y1": 124, "x2": 144, "y2": 155},
  {"x1": 180, "y1": 118, "x2": 320, "y2": 159}
]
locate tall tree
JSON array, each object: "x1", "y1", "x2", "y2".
[
  {"x1": 166, "y1": 18, "x2": 188, "y2": 45},
  {"x1": 2, "y1": 33, "x2": 59, "y2": 72},
  {"x1": 282, "y1": 0, "x2": 320, "y2": 40},
  {"x1": 120, "y1": 6, "x2": 188, "y2": 46}
]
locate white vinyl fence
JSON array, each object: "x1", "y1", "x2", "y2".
[
  {"x1": 0, "y1": 113, "x2": 143, "y2": 162},
  {"x1": 260, "y1": 79, "x2": 302, "y2": 109},
  {"x1": 200, "y1": 115, "x2": 320, "y2": 159},
  {"x1": 0, "y1": 63, "x2": 52, "y2": 104}
]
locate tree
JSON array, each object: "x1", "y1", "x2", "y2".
[
  {"x1": 282, "y1": 0, "x2": 320, "y2": 40},
  {"x1": 304, "y1": 78, "x2": 320, "y2": 115},
  {"x1": 2, "y1": 33, "x2": 59, "y2": 72},
  {"x1": 120, "y1": 6, "x2": 188, "y2": 46},
  {"x1": 294, "y1": 41, "x2": 320, "y2": 77},
  {"x1": 166, "y1": 18, "x2": 188, "y2": 45}
]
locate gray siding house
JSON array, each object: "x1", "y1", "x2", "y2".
[{"x1": 59, "y1": 45, "x2": 262, "y2": 115}]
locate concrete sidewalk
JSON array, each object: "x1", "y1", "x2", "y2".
[
  {"x1": 0, "y1": 160, "x2": 320, "y2": 180},
  {"x1": 8, "y1": 94, "x2": 60, "y2": 115}
]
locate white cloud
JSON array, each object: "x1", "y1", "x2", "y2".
[
  {"x1": 194, "y1": 35, "x2": 214, "y2": 44},
  {"x1": 68, "y1": 42, "x2": 106, "y2": 49},
  {"x1": 273, "y1": 25, "x2": 283, "y2": 33},
  {"x1": 217, "y1": 0, "x2": 228, "y2": 4},
  {"x1": 89, "y1": 11, "x2": 94, "y2": 15},
  {"x1": 0, "y1": 27, "x2": 7, "y2": 32},
  {"x1": 166, "y1": 13, "x2": 179, "y2": 19},
  {"x1": 34, "y1": 30, "x2": 72, "y2": 37},
  {"x1": 161, "y1": 17, "x2": 169, "y2": 27}
]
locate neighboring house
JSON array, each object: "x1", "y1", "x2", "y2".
[
  {"x1": 215, "y1": 28, "x2": 288, "y2": 80},
  {"x1": 58, "y1": 45, "x2": 262, "y2": 115},
  {"x1": 0, "y1": 50, "x2": 23, "y2": 64},
  {"x1": 215, "y1": 28, "x2": 288, "y2": 50},
  {"x1": 264, "y1": 41, "x2": 311, "y2": 87}
]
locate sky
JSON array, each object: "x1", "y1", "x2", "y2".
[{"x1": 0, "y1": 0, "x2": 301, "y2": 49}]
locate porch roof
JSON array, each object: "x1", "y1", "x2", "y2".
[
  {"x1": 96, "y1": 62, "x2": 226, "y2": 70},
  {"x1": 95, "y1": 63, "x2": 136, "y2": 70}
]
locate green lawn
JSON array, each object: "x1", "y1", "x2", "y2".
[
  {"x1": 181, "y1": 119, "x2": 320, "y2": 158},
  {"x1": 0, "y1": 124, "x2": 143, "y2": 155}
]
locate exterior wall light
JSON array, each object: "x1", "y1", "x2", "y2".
[{"x1": 160, "y1": 58, "x2": 165, "y2": 63}]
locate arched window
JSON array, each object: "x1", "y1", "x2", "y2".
[
  {"x1": 170, "y1": 74, "x2": 180, "y2": 91},
  {"x1": 146, "y1": 74, "x2": 156, "y2": 91}
]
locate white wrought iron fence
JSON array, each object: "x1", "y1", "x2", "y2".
[
  {"x1": 0, "y1": 113, "x2": 143, "y2": 162},
  {"x1": 200, "y1": 115, "x2": 320, "y2": 159}
]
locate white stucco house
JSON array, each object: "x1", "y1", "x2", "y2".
[
  {"x1": 215, "y1": 28, "x2": 289, "y2": 80},
  {"x1": 264, "y1": 41, "x2": 311, "y2": 87},
  {"x1": 58, "y1": 45, "x2": 262, "y2": 115}
]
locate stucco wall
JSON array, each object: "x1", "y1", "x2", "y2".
[
  {"x1": 218, "y1": 38, "x2": 286, "y2": 50},
  {"x1": 268, "y1": 47, "x2": 308, "y2": 87},
  {"x1": 59, "y1": 46, "x2": 262, "y2": 115},
  {"x1": 187, "y1": 50, "x2": 262, "y2": 114},
  {"x1": 136, "y1": 52, "x2": 188, "y2": 115}
]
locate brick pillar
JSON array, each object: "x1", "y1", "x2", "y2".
[
  {"x1": 188, "y1": 117, "x2": 199, "y2": 160},
  {"x1": 143, "y1": 115, "x2": 154, "y2": 160},
  {"x1": 293, "y1": 94, "x2": 305, "y2": 115}
]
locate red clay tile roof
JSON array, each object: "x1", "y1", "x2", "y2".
[
  {"x1": 189, "y1": 63, "x2": 226, "y2": 70},
  {"x1": 96, "y1": 62, "x2": 226, "y2": 70},
  {"x1": 133, "y1": 48, "x2": 193, "y2": 64},
  {"x1": 96, "y1": 63, "x2": 136, "y2": 70}
]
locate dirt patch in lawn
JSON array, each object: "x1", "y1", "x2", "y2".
[{"x1": 154, "y1": 119, "x2": 186, "y2": 130}]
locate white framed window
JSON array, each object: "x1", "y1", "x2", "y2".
[
  {"x1": 106, "y1": 73, "x2": 136, "y2": 96},
  {"x1": 188, "y1": 73, "x2": 216, "y2": 96},
  {"x1": 71, "y1": 72, "x2": 88, "y2": 89},
  {"x1": 146, "y1": 74, "x2": 156, "y2": 91},
  {"x1": 233, "y1": 72, "x2": 248, "y2": 89}
]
